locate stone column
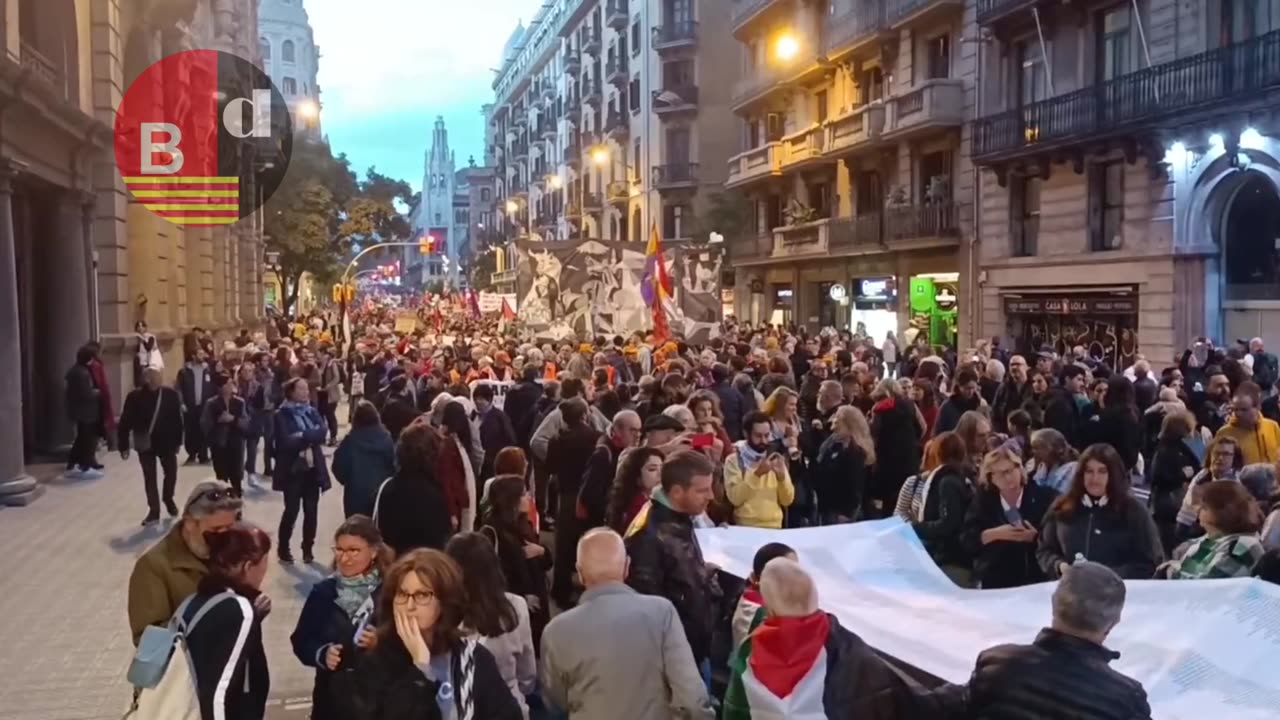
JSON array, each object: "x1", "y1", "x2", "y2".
[
  {"x1": 36, "y1": 191, "x2": 94, "y2": 449},
  {"x1": 82, "y1": 191, "x2": 100, "y2": 341},
  {"x1": 0, "y1": 163, "x2": 38, "y2": 504}
]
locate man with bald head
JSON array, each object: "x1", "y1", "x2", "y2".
[{"x1": 540, "y1": 528, "x2": 712, "y2": 720}]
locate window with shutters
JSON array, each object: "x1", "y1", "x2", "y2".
[
  {"x1": 815, "y1": 90, "x2": 828, "y2": 124},
  {"x1": 766, "y1": 113, "x2": 784, "y2": 142},
  {"x1": 928, "y1": 34, "x2": 951, "y2": 80},
  {"x1": 632, "y1": 20, "x2": 641, "y2": 55},
  {"x1": 662, "y1": 202, "x2": 689, "y2": 239},
  {"x1": 765, "y1": 194, "x2": 783, "y2": 230},
  {"x1": 282, "y1": 40, "x2": 296, "y2": 63},
  {"x1": 283, "y1": 77, "x2": 297, "y2": 95},
  {"x1": 1088, "y1": 161, "x2": 1124, "y2": 251},
  {"x1": 1011, "y1": 175, "x2": 1041, "y2": 257},
  {"x1": 629, "y1": 77, "x2": 640, "y2": 111}
]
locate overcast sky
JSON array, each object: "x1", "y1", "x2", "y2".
[{"x1": 306, "y1": 0, "x2": 536, "y2": 192}]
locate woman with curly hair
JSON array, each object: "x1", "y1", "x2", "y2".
[{"x1": 605, "y1": 446, "x2": 665, "y2": 533}]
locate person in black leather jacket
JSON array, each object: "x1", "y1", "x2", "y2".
[
  {"x1": 1148, "y1": 410, "x2": 1201, "y2": 555},
  {"x1": 1037, "y1": 444, "x2": 1164, "y2": 580}
]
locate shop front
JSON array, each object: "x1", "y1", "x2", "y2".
[
  {"x1": 1002, "y1": 289, "x2": 1140, "y2": 370},
  {"x1": 850, "y1": 276, "x2": 898, "y2": 341}
]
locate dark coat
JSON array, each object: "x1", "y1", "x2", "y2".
[
  {"x1": 962, "y1": 482, "x2": 1058, "y2": 589},
  {"x1": 290, "y1": 577, "x2": 380, "y2": 720},
  {"x1": 480, "y1": 514, "x2": 549, "y2": 609},
  {"x1": 177, "y1": 364, "x2": 215, "y2": 413},
  {"x1": 1149, "y1": 436, "x2": 1199, "y2": 524},
  {"x1": 379, "y1": 396, "x2": 419, "y2": 441},
  {"x1": 200, "y1": 395, "x2": 250, "y2": 450},
  {"x1": 117, "y1": 386, "x2": 184, "y2": 455},
  {"x1": 272, "y1": 404, "x2": 331, "y2": 492},
  {"x1": 935, "y1": 393, "x2": 983, "y2": 435},
  {"x1": 577, "y1": 438, "x2": 624, "y2": 527},
  {"x1": 991, "y1": 379, "x2": 1031, "y2": 433},
  {"x1": 871, "y1": 396, "x2": 923, "y2": 495},
  {"x1": 476, "y1": 406, "x2": 517, "y2": 480},
  {"x1": 374, "y1": 471, "x2": 453, "y2": 556},
  {"x1": 1037, "y1": 495, "x2": 1164, "y2": 580},
  {"x1": 547, "y1": 425, "x2": 601, "y2": 497},
  {"x1": 967, "y1": 628, "x2": 1152, "y2": 720},
  {"x1": 503, "y1": 378, "x2": 543, "y2": 448},
  {"x1": 1083, "y1": 407, "x2": 1142, "y2": 470},
  {"x1": 624, "y1": 496, "x2": 721, "y2": 663},
  {"x1": 1133, "y1": 376, "x2": 1159, "y2": 414},
  {"x1": 712, "y1": 380, "x2": 747, "y2": 442},
  {"x1": 1044, "y1": 387, "x2": 1083, "y2": 450},
  {"x1": 65, "y1": 362, "x2": 101, "y2": 424},
  {"x1": 813, "y1": 435, "x2": 868, "y2": 520},
  {"x1": 333, "y1": 424, "x2": 396, "y2": 518},
  {"x1": 912, "y1": 465, "x2": 974, "y2": 568},
  {"x1": 184, "y1": 582, "x2": 269, "y2": 720},
  {"x1": 332, "y1": 637, "x2": 521, "y2": 720},
  {"x1": 820, "y1": 616, "x2": 965, "y2": 719}
]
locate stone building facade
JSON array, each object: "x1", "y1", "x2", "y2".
[{"x1": 0, "y1": 0, "x2": 267, "y2": 502}]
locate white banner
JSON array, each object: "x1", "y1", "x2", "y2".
[
  {"x1": 696, "y1": 519, "x2": 1280, "y2": 720},
  {"x1": 468, "y1": 379, "x2": 513, "y2": 410},
  {"x1": 478, "y1": 292, "x2": 518, "y2": 314}
]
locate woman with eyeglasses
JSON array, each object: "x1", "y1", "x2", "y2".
[
  {"x1": 291, "y1": 515, "x2": 392, "y2": 720},
  {"x1": 446, "y1": 532, "x2": 536, "y2": 718},
  {"x1": 180, "y1": 522, "x2": 272, "y2": 720},
  {"x1": 334, "y1": 549, "x2": 520, "y2": 720},
  {"x1": 273, "y1": 376, "x2": 331, "y2": 564},
  {"x1": 961, "y1": 446, "x2": 1058, "y2": 589}
]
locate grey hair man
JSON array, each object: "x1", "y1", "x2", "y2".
[
  {"x1": 126, "y1": 481, "x2": 244, "y2": 645},
  {"x1": 966, "y1": 562, "x2": 1151, "y2": 719},
  {"x1": 540, "y1": 529, "x2": 713, "y2": 720}
]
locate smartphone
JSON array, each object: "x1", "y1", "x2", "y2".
[
  {"x1": 1004, "y1": 507, "x2": 1024, "y2": 526},
  {"x1": 690, "y1": 432, "x2": 715, "y2": 449}
]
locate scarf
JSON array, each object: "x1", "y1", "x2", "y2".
[
  {"x1": 282, "y1": 400, "x2": 320, "y2": 432},
  {"x1": 735, "y1": 440, "x2": 769, "y2": 469},
  {"x1": 334, "y1": 570, "x2": 380, "y2": 619}
]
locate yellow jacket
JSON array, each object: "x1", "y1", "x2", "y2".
[
  {"x1": 724, "y1": 451, "x2": 795, "y2": 529},
  {"x1": 1216, "y1": 418, "x2": 1280, "y2": 466}
]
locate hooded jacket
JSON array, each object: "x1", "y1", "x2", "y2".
[{"x1": 1215, "y1": 416, "x2": 1280, "y2": 466}]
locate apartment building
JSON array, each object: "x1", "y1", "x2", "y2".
[
  {"x1": 973, "y1": 0, "x2": 1280, "y2": 369},
  {"x1": 726, "y1": 0, "x2": 974, "y2": 349},
  {"x1": 488, "y1": 0, "x2": 738, "y2": 255}
]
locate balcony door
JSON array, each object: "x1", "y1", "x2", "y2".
[
  {"x1": 666, "y1": 126, "x2": 691, "y2": 165},
  {"x1": 1219, "y1": 0, "x2": 1280, "y2": 46},
  {"x1": 855, "y1": 171, "x2": 882, "y2": 217},
  {"x1": 665, "y1": 0, "x2": 693, "y2": 26}
]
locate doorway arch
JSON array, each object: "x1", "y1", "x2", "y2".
[{"x1": 1221, "y1": 171, "x2": 1280, "y2": 301}]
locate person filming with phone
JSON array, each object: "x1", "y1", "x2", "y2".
[
  {"x1": 724, "y1": 412, "x2": 796, "y2": 528},
  {"x1": 961, "y1": 446, "x2": 1058, "y2": 588}
]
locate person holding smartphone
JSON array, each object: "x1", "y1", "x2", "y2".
[
  {"x1": 724, "y1": 412, "x2": 796, "y2": 528},
  {"x1": 961, "y1": 446, "x2": 1059, "y2": 589}
]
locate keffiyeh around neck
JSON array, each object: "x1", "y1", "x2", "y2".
[
  {"x1": 334, "y1": 570, "x2": 380, "y2": 619},
  {"x1": 735, "y1": 440, "x2": 768, "y2": 469}
]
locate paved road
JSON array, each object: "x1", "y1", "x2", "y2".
[{"x1": 0, "y1": 447, "x2": 348, "y2": 720}]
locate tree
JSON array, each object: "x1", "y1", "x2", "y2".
[
  {"x1": 697, "y1": 190, "x2": 751, "y2": 242},
  {"x1": 263, "y1": 139, "x2": 356, "y2": 315},
  {"x1": 339, "y1": 168, "x2": 415, "y2": 250}
]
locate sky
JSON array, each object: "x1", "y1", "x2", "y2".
[{"x1": 305, "y1": 0, "x2": 538, "y2": 193}]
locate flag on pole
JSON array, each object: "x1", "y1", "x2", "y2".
[
  {"x1": 642, "y1": 223, "x2": 673, "y2": 341},
  {"x1": 501, "y1": 297, "x2": 517, "y2": 321}
]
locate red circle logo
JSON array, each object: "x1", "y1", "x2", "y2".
[{"x1": 113, "y1": 50, "x2": 292, "y2": 226}]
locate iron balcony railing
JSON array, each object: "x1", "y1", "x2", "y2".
[
  {"x1": 653, "y1": 21, "x2": 698, "y2": 49},
  {"x1": 824, "y1": 2, "x2": 886, "y2": 54},
  {"x1": 975, "y1": 0, "x2": 1036, "y2": 25},
  {"x1": 652, "y1": 163, "x2": 700, "y2": 187},
  {"x1": 974, "y1": 28, "x2": 1280, "y2": 160},
  {"x1": 885, "y1": 202, "x2": 960, "y2": 240}
]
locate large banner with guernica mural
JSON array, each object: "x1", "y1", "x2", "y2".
[{"x1": 514, "y1": 238, "x2": 723, "y2": 343}]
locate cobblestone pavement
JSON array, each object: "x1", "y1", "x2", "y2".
[{"x1": 0, "y1": 446, "x2": 348, "y2": 720}]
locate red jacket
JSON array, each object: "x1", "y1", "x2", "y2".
[
  {"x1": 436, "y1": 439, "x2": 470, "y2": 524},
  {"x1": 88, "y1": 358, "x2": 116, "y2": 435}
]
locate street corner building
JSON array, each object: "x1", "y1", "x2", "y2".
[{"x1": 0, "y1": 0, "x2": 271, "y2": 500}]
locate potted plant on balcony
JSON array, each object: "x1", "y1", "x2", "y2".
[
  {"x1": 783, "y1": 197, "x2": 819, "y2": 226},
  {"x1": 885, "y1": 185, "x2": 910, "y2": 209}
]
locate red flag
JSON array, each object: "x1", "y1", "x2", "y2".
[{"x1": 501, "y1": 298, "x2": 516, "y2": 321}]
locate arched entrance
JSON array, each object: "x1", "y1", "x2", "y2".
[{"x1": 1223, "y1": 173, "x2": 1280, "y2": 300}]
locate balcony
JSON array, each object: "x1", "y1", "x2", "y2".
[
  {"x1": 652, "y1": 163, "x2": 700, "y2": 191},
  {"x1": 607, "y1": 180, "x2": 632, "y2": 205},
  {"x1": 653, "y1": 22, "x2": 698, "y2": 54},
  {"x1": 542, "y1": 83, "x2": 556, "y2": 101},
  {"x1": 20, "y1": 41, "x2": 69, "y2": 102},
  {"x1": 780, "y1": 125, "x2": 829, "y2": 170},
  {"x1": 732, "y1": 0, "x2": 787, "y2": 39},
  {"x1": 564, "y1": 145, "x2": 582, "y2": 167},
  {"x1": 565, "y1": 200, "x2": 583, "y2": 220},
  {"x1": 729, "y1": 233, "x2": 777, "y2": 265},
  {"x1": 541, "y1": 118, "x2": 558, "y2": 140},
  {"x1": 565, "y1": 89, "x2": 581, "y2": 111},
  {"x1": 726, "y1": 142, "x2": 784, "y2": 188},
  {"x1": 606, "y1": 54, "x2": 628, "y2": 86},
  {"x1": 829, "y1": 214, "x2": 885, "y2": 251},
  {"x1": 653, "y1": 85, "x2": 699, "y2": 117},
  {"x1": 605, "y1": 109, "x2": 630, "y2": 140},
  {"x1": 582, "y1": 77, "x2": 603, "y2": 107},
  {"x1": 582, "y1": 28, "x2": 602, "y2": 56},
  {"x1": 884, "y1": 202, "x2": 960, "y2": 242},
  {"x1": 883, "y1": 79, "x2": 965, "y2": 139},
  {"x1": 976, "y1": 0, "x2": 1038, "y2": 25},
  {"x1": 564, "y1": 50, "x2": 580, "y2": 75},
  {"x1": 772, "y1": 219, "x2": 831, "y2": 259},
  {"x1": 889, "y1": 0, "x2": 964, "y2": 29},
  {"x1": 513, "y1": 113, "x2": 528, "y2": 128},
  {"x1": 606, "y1": 0, "x2": 629, "y2": 29},
  {"x1": 824, "y1": 3, "x2": 887, "y2": 59},
  {"x1": 732, "y1": 67, "x2": 785, "y2": 111},
  {"x1": 583, "y1": 191, "x2": 604, "y2": 211},
  {"x1": 972, "y1": 28, "x2": 1280, "y2": 164},
  {"x1": 826, "y1": 103, "x2": 886, "y2": 155}
]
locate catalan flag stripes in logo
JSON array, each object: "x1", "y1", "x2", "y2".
[{"x1": 123, "y1": 176, "x2": 242, "y2": 227}]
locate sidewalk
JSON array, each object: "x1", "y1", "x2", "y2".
[{"x1": 0, "y1": 449, "x2": 346, "y2": 720}]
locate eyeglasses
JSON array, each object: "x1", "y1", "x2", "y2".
[
  {"x1": 332, "y1": 546, "x2": 368, "y2": 557},
  {"x1": 394, "y1": 590, "x2": 436, "y2": 606},
  {"x1": 185, "y1": 488, "x2": 230, "y2": 513}
]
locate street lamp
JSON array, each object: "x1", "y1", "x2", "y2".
[
  {"x1": 591, "y1": 146, "x2": 611, "y2": 167},
  {"x1": 505, "y1": 199, "x2": 519, "y2": 214},
  {"x1": 775, "y1": 33, "x2": 800, "y2": 62},
  {"x1": 296, "y1": 99, "x2": 320, "y2": 121},
  {"x1": 547, "y1": 174, "x2": 564, "y2": 190}
]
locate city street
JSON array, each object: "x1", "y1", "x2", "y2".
[{"x1": 0, "y1": 450, "x2": 347, "y2": 720}]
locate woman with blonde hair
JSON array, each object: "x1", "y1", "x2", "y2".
[
  {"x1": 813, "y1": 406, "x2": 875, "y2": 523},
  {"x1": 961, "y1": 447, "x2": 1058, "y2": 588},
  {"x1": 762, "y1": 386, "x2": 802, "y2": 460},
  {"x1": 871, "y1": 377, "x2": 924, "y2": 518}
]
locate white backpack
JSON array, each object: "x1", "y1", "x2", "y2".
[{"x1": 121, "y1": 591, "x2": 236, "y2": 720}]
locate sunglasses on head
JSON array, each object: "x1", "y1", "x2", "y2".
[{"x1": 185, "y1": 487, "x2": 231, "y2": 513}]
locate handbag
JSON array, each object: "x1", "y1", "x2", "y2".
[{"x1": 132, "y1": 389, "x2": 164, "y2": 454}]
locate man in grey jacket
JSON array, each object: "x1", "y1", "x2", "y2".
[
  {"x1": 540, "y1": 528, "x2": 713, "y2": 720},
  {"x1": 529, "y1": 377, "x2": 611, "y2": 462}
]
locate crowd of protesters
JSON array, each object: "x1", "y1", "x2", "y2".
[{"x1": 97, "y1": 300, "x2": 1280, "y2": 719}]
